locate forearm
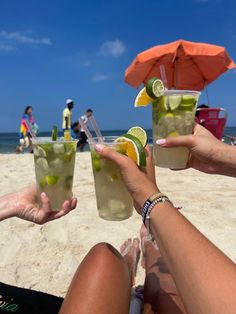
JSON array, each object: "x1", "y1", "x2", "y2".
[
  {"x1": 214, "y1": 144, "x2": 236, "y2": 177},
  {"x1": 150, "y1": 203, "x2": 236, "y2": 313},
  {"x1": 0, "y1": 192, "x2": 18, "y2": 221}
]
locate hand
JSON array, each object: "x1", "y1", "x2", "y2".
[
  {"x1": 95, "y1": 144, "x2": 159, "y2": 214},
  {"x1": 13, "y1": 185, "x2": 77, "y2": 224},
  {"x1": 156, "y1": 124, "x2": 230, "y2": 175}
]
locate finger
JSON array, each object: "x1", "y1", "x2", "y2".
[
  {"x1": 48, "y1": 200, "x2": 71, "y2": 220},
  {"x1": 156, "y1": 134, "x2": 195, "y2": 149},
  {"x1": 144, "y1": 146, "x2": 156, "y2": 184},
  {"x1": 95, "y1": 144, "x2": 130, "y2": 168},
  {"x1": 40, "y1": 192, "x2": 51, "y2": 213},
  {"x1": 71, "y1": 198, "x2": 77, "y2": 209}
]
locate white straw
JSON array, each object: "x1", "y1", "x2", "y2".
[
  {"x1": 160, "y1": 65, "x2": 168, "y2": 88},
  {"x1": 89, "y1": 115, "x2": 103, "y2": 138},
  {"x1": 79, "y1": 118, "x2": 94, "y2": 142}
]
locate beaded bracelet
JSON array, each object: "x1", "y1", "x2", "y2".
[{"x1": 142, "y1": 192, "x2": 172, "y2": 239}]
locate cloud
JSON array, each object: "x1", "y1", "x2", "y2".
[
  {"x1": 92, "y1": 74, "x2": 110, "y2": 81},
  {"x1": 99, "y1": 39, "x2": 125, "y2": 57},
  {"x1": 79, "y1": 60, "x2": 92, "y2": 67},
  {"x1": 0, "y1": 31, "x2": 52, "y2": 45},
  {"x1": 0, "y1": 44, "x2": 16, "y2": 51}
]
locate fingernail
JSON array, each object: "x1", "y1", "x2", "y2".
[
  {"x1": 156, "y1": 139, "x2": 166, "y2": 145},
  {"x1": 95, "y1": 144, "x2": 104, "y2": 152}
]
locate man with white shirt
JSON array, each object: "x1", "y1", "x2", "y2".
[{"x1": 78, "y1": 109, "x2": 93, "y2": 152}]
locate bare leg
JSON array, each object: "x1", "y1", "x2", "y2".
[
  {"x1": 59, "y1": 240, "x2": 140, "y2": 314},
  {"x1": 141, "y1": 225, "x2": 187, "y2": 314}
]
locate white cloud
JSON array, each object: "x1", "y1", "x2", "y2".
[
  {"x1": 0, "y1": 44, "x2": 16, "y2": 51},
  {"x1": 0, "y1": 31, "x2": 52, "y2": 45},
  {"x1": 79, "y1": 60, "x2": 92, "y2": 67},
  {"x1": 92, "y1": 74, "x2": 110, "y2": 81},
  {"x1": 99, "y1": 39, "x2": 125, "y2": 57}
]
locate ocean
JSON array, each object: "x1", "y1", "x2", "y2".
[{"x1": 0, "y1": 127, "x2": 235, "y2": 154}]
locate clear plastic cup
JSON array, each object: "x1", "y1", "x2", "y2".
[
  {"x1": 88, "y1": 136, "x2": 133, "y2": 221},
  {"x1": 152, "y1": 90, "x2": 201, "y2": 169},
  {"x1": 32, "y1": 138, "x2": 77, "y2": 211}
]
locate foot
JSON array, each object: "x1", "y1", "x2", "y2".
[
  {"x1": 120, "y1": 238, "x2": 140, "y2": 285},
  {"x1": 140, "y1": 224, "x2": 158, "y2": 269}
]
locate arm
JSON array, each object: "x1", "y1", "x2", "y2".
[
  {"x1": 0, "y1": 185, "x2": 77, "y2": 224},
  {"x1": 65, "y1": 116, "x2": 69, "y2": 129},
  {"x1": 157, "y1": 123, "x2": 236, "y2": 177},
  {"x1": 95, "y1": 144, "x2": 236, "y2": 313}
]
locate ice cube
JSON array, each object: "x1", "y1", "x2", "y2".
[
  {"x1": 34, "y1": 146, "x2": 46, "y2": 157},
  {"x1": 185, "y1": 112, "x2": 194, "y2": 126},
  {"x1": 174, "y1": 115, "x2": 185, "y2": 130},
  {"x1": 109, "y1": 199, "x2": 126, "y2": 213},
  {"x1": 36, "y1": 158, "x2": 48, "y2": 173},
  {"x1": 53, "y1": 143, "x2": 65, "y2": 154},
  {"x1": 49, "y1": 158, "x2": 65, "y2": 173}
]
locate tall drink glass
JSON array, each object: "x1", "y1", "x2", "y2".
[
  {"x1": 152, "y1": 90, "x2": 201, "y2": 169},
  {"x1": 32, "y1": 138, "x2": 77, "y2": 211},
  {"x1": 88, "y1": 136, "x2": 133, "y2": 221}
]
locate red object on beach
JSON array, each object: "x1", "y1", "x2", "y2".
[
  {"x1": 195, "y1": 107, "x2": 227, "y2": 139},
  {"x1": 125, "y1": 39, "x2": 236, "y2": 91}
]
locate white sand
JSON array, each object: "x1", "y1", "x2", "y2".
[{"x1": 0, "y1": 152, "x2": 235, "y2": 297}]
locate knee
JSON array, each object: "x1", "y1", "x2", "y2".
[{"x1": 87, "y1": 242, "x2": 125, "y2": 266}]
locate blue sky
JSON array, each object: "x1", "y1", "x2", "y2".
[{"x1": 0, "y1": 0, "x2": 236, "y2": 132}]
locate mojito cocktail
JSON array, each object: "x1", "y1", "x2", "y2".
[
  {"x1": 152, "y1": 90, "x2": 200, "y2": 169},
  {"x1": 89, "y1": 137, "x2": 133, "y2": 221},
  {"x1": 33, "y1": 138, "x2": 77, "y2": 211}
]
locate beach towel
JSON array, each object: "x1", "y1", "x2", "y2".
[{"x1": 0, "y1": 282, "x2": 63, "y2": 313}]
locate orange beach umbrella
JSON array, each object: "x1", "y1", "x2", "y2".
[{"x1": 125, "y1": 39, "x2": 236, "y2": 91}]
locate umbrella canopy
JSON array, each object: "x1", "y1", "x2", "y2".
[{"x1": 125, "y1": 39, "x2": 236, "y2": 91}]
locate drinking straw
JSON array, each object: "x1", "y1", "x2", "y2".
[
  {"x1": 79, "y1": 118, "x2": 94, "y2": 142},
  {"x1": 25, "y1": 119, "x2": 37, "y2": 139},
  {"x1": 160, "y1": 65, "x2": 168, "y2": 88},
  {"x1": 89, "y1": 115, "x2": 103, "y2": 138}
]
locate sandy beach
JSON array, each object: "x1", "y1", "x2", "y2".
[{"x1": 0, "y1": 152, "x2": 235, "y2": 298}]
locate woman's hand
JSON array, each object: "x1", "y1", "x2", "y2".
[
  {"x1": 157, "y1": 124, "x2": 235, "y2": 175},
  {"x1": 95, "y1": 144, "x2": 159, "y2": 214},
  {"x1": 0, "y1": 185, "x2": 77, "y2": 224}
]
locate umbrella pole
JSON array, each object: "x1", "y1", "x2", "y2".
[{"x1": 205, "y1": 85, "x2": 210, "y2": 106}]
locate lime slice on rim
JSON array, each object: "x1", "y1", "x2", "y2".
[
  {"x1": 115, "y1": 134, "x2": 146, "y2": 167},
  {"x1": 146, "y1": 77, "x2": 165, "y2": 99},
  {"x1": 134, "y1": 87, "x2": 153, "y2": 107},
  {"x1": 127, "y1": 126, "x2": 148, "y2": 147}
]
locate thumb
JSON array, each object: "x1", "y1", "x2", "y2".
[
  {"x1": 95, "y1": 144, "x2": 128, "y2": 168},
  {"x1": 156, "y1": 134, "x2": 195, "y2": 149}
]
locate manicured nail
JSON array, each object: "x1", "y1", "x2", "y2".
[
  {"x1": 156, "y1": 139, "x2": 166, "y2": 145},
  {"x1": 95, "y1": 144, "x2": 104, "y2": 152}
]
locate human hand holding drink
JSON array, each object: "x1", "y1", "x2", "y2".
[
  {"x1": 32, "y1": 127, "x2": 78, "y2": 211},
  {"x1": 134, "y1": 77, "x2": 201, "y2": 169},
  {"x1": 85, "y1": 121, "x2": 150, "y2": 220}
]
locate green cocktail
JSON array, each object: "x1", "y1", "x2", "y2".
[
  {"x1": 32, "y1": 138, "x2": 77, "y2": 211},
  {"x1": 88, "y1": 136, "x2": 133, "y2": 221},
  {"x1": 152, "y1": 90, "x2": 201, "y2": 169}
]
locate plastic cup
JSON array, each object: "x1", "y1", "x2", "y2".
[
  {"x1": 32, "y1": 137, "x2": 77, "y2": 211},
  {"x1": 152, "y1": 90, "x2": 201, "y2": 169},
  {"x1": 88, "y1": 136, "x2": 133, "y2": 221}
]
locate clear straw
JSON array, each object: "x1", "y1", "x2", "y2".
[
  {"x1": 79, "y1": 118, "x2": 94, "y2": 142},
  {"x1": 89, "y1": 115, "x2": 103, "y2": 138},
  {"x1": 160, "y1": 64, "x2": 168, "y2": 89},
  {"x1": 25, "y1": 119, "x2": 37, "y2": 139}
]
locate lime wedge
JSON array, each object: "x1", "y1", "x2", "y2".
[
  {"x1": 146, "y1": 77, "x2": 165, "y2": 99},
  {"x1": 134, "y1": 87, "x2": 153, "y2": 107},
  {"x1": 52, "y1": 126, "x2": 57, "y2": 141},
  {"x1": 45, "y1": 175, "x2": 59, "y2": 186},
  {"x1": 127, "y1": 126, "x2": 147, "y2": 147},
  {"x1": 115, "y1": 134, "x2": 146, "y2": 167},
  {"x1": 179, "y1": 95, "x2": 196, "y2": 110},
  {"x1": 168, "y1": 95, "x2": 182, "y2": 111}
]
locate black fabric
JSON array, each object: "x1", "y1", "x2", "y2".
[
  {"x1": 78, "y1": 131, "x2": 88, "y2": 145},
  {"x1": 0, "y1": 282, "x2": 63, "y2": 313}
]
